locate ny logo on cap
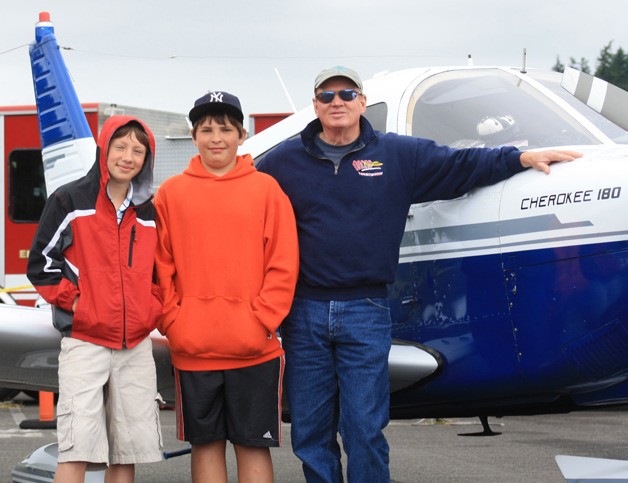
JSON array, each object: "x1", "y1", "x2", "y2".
[{"x1": 210, "y1": 92, "x2": 224, "y2": 103}]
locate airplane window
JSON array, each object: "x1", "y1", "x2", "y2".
[
  {"x1": 364, "y1": 102, "x2": 388, "y2": 133},
  {"x1": 406, "y1": 69, "x2": 602, "y2": 149},
  {"x1": 8, "y1": 149, "x2": 47, "y2": 223}
]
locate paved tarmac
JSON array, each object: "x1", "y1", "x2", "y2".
[{"x1": 1, "y1": 394, "x2": 628, "y2": 482}]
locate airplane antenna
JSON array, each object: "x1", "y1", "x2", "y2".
[
  {"x1": 521, "y1": 48, "x2": 527, "y2": 74},
  {"x1": 467, "y1": 54, "x2": 473, "y2": 66},
  {"x1": 274, "y1": 67, "x2": 297, "y2": 113}
]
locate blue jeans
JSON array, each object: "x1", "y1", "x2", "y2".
[{"x1": 282, "y1": 297, "x2": 392, "y2": 483}]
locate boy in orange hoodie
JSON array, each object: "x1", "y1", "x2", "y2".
[{"x1": 154, "y1": 91, "x2": 299, "y2": 482}]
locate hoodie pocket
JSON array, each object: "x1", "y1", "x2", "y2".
[{"x1": 167, "y1": 296, "x2": 270, "y2": 359}]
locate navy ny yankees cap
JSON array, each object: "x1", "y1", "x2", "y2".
[{"x1": 189, "y1": 91, "x2": 244, "y2": 125}]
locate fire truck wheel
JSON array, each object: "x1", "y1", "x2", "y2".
[{"x1": 0, "y1": 388, "x2": 20, "y2": 402}]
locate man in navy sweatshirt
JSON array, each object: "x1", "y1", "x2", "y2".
[{"x1": 256, "y1": 65, "x2": 581, "y2": 483}]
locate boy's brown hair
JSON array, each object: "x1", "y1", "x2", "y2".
[
  {"x1": 108, "y1": 120, "x2": 150, "y2": 155},
  {"x1": 188, "y1": 91, "x2": 245, "y2": 140},
  {"x1": 191, "y1": 113, "x2": 245, "y2": 139}
]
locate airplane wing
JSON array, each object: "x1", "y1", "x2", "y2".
[
  {"x1": 555, "y1": 455, "x2": 628, "y2": 481},
  {"x1": 0, "y1": 305, "x2": 59, "y2": 393},
  {"x1": 0, "y1": 303, "x2": 174, "y2": 401}
]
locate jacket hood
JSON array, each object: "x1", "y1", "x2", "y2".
[
  {"x1": 184, "y1": 153, "x2": 256, "y2": 180},
  {"x1": 96, "y1": 115, "x2": 156, "y2": 205}
]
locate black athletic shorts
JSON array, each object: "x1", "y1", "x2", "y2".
[{"x1": 174, "y1": 356, "x2": 284, "y2": 447}]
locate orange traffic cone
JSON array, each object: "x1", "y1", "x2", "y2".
[{"x1": 19, "y1": 391, "x2": 57, "y2": 429}]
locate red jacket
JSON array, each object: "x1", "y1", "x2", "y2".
[{"x1": 27, "y1": 115, "x2": 162, "y2": 349}]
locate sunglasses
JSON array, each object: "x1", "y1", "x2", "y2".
[{"x1": 315, "y1": 89, "x2": 361, "y2": 104}]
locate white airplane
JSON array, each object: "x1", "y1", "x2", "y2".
[
  {"x1": 6, "y1": 11, "x2": 628, "y2": 482},
  {"x1": 243, "y1": 63, "x2": 628, "y2": 421},
  {"x1": 240, "y1": 63, "x2": 628, "y2": 481}
]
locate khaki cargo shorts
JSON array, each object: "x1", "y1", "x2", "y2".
[{"x1": 56, "y1": 337, "x2": 163, "y2": 467}]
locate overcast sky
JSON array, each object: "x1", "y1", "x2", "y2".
[{"x1": 2, "y1": 0, "x2": 627, "y2": 122}]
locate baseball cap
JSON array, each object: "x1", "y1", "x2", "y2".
[
  {"x1": 188, "y1": 91, "x2": 244, "y2": 125},
  {"x1": 314, "y1": 66, "x2": 363, "y2": 91}
]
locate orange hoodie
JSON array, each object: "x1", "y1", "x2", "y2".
[{"x1": 154, "y1": 154, "x2": 299, "y2": 370}]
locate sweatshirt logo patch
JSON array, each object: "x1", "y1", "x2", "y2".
[{"x1": 352, "y1": 160, "x2": 383, "y2": 177}]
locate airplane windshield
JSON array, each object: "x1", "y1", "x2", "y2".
[{"x1": 407, "y1": 69, "x2": 610, "y2": 149}]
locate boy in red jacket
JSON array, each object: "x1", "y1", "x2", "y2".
[
  {"x1": 154, "y1": 92, "x2": 299, "y2": 482},
  {"x1": 27, "y1": 116, "x2": 163, "y2": 483}
]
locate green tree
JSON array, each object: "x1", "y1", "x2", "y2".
[
  {"x1": 551, "y1": 55, "x2": 589, "y2": 73},
  {"x1": 552, "y1": 55, "x2": 565, "y2": 73},
  {"x1": 554, "y1": 41, "x2": 628, "y2": 91},
  {"x1": 595, "y1": 42, "x2": 614, "y2": 78},
  {"x1": 595, "y1": 42, "x2": 628, "y2": 91},
  {"x1": 569, "y1": 57, "x2": 591, "y2": 74},
  {"x1": 552, "y1": 56, "x2": 590, "y2": 74}
]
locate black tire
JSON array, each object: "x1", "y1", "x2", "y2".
[
  {"x1": 23, "y1": 391, "x2": 39, "y2": 401},
  {"x1": 0, "y1": 388, "x2": 20, "y2": 402}
]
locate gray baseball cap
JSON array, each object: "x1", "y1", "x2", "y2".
[{"x1": 314, "y1": 66, "x2": 363, "y2": 91}]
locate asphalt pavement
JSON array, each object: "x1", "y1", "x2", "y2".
[{"x1": 2, "y1": 394, "x2": 628, "y2": 482}]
